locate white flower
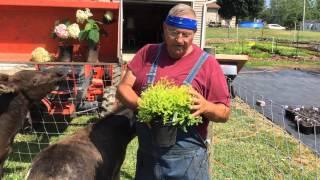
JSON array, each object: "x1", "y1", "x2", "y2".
[
  {"x1": 31, "y1": 47, "x2": 51, "y2": 62},
  {"x1": 76, "y1": 8, "x2": 93, "y2": 24},
  {"x1": 104, "y1": 11, "x2": 113, "y2": 22},
  {"x1": 67, "y1": 23, "x2": 80, "y2": 39},
  {"x1": 54, "y1": 24, "x2": 69, "y2": 39}
]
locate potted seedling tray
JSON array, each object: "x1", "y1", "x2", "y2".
[{"x1": 285, "y1": 106, "x2": 320, "y2": 135}]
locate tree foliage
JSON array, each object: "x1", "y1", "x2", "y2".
[
  {"x1": 217, "y1": 0, "x2": 264, "y2": 20},
  {"x1": 259, "y1": 0, "x2": 320, "y2": 29}
]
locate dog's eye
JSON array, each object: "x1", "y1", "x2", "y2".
[{"x1": 32, "y1": 78, "x2": 39, "y2": 85}]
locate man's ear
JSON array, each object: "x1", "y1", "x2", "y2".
[
  {"x1": 0, "y1": 82, "x2": 16, "y2": 95},
  {"x1": 163, "y1": 22, "x2": 167, "y2": 31},
  {"x1": 0, "y1": 73, "x2": 9, "y2": 81}
]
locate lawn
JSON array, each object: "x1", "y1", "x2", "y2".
[
  {"x1": 205, "y1": 28, "x2": 320, "y2": 69},
  {"x1": 206, "y1": 27, "x2": 320, "y2": 43},
  {"x1": 4, "y1": 98, "x2": 319, "y2": 179}
]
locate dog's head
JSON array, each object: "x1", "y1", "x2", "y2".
[{"x1": 0, "y1": 70, "x2": 65, "y2": 101}]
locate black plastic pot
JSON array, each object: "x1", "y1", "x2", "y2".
[
  {"x1": 296, "y1": 121, "x2": 320, "y2": 135},
  {"x1": 57, "y1": 45, "x2": 73, "y2": 62},
  {"x1": 285, "y1": 106, "x2": 320, "y2": 134},
  {"x1": 150, "y1": 120, "x2": 177, "y2": 147}
]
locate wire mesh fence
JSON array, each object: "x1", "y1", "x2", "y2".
[
  {"x1": 2, "y1": 64, "x2": 320, "y2": 179},
  {"x1": 210, "y1": 76, "x2": 320, "y2": 178},
  {"x1": 1, "y1": 62, "x2": 125, "y2": 179}
]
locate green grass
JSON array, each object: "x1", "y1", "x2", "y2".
[
  {"x1": 206, "y1": 35, "x2": 320, "y2": 68},
  {"x1": 212, "y1": 100, "x2": 320, "y2": 179},
  {"x1": 206, "y1": 28, "x2": 320, "y2": 43},
  {"x1": 208, "y1": 40, "x2": 317, "y2": 58},
  {"x1": 4, "y1": 99, "x2": 320, "y2": 179},
  {"x1": 120, "y1": 138, "x2": 138, "y2": 180},
  {"x1": 3, "y1": 115, "x2": 97, "y2": 180}
]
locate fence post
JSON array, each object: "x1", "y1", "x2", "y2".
[
  {"x1": 236, "y1": 24, "x2": 239, "y2": 42},
  {"x1": 272, "y1": 37, "x2": 274, "y2": 54}
]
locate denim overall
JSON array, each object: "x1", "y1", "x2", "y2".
[{"x1": 135, "y1": 44, "x2": 210, "y2": 180}]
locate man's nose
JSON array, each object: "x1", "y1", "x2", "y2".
[{"x1": 175, "y1": 34, "x2": 184, "y2": 42}]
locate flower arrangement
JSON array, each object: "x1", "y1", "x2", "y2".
[
  {"x1": 103, "y1": 11, "x2": 114, "y2": 24},
  {"x1": 77, "y1": 8, "x2": 113, "y2": 48},
  {"x1": 137, "y1": 79, "x2": 202, "y2": 132},
  {"x1": 76, "y1": 8, "x2": 93, "y2": 24},
  {"x1": 31, "y1": 47, "x2": 52, "y2": 62},
  {"x1": 52, "y1": 22, "x2": 80, "y2": 43}
]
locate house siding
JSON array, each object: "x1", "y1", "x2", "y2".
[{"x1": 193, "y1": 0, "x2": 205, "y2": 47}]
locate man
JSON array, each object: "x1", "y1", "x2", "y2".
[{"x1": 117, "y1": 3, "x2": 230, "y2": 180}]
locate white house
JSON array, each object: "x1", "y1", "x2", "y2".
[{"x1": 206, "y1": 2, "x2": 236, "y2": 28}]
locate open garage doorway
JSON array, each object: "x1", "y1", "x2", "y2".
[{"x1": 122, "y1": 2, "x2": 175, "y2": 52}]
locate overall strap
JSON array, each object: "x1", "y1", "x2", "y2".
[
  {"x1": 183, "y1": 52, "x2": 209, "y2": 85},
  {"x1": 183, "y1": 51, "x2": 210, "y2": 149},
  {"x1": 146, "y1": 43, "x2": 163, "y2": 86}
]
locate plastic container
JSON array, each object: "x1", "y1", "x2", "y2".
[{"x1": 239, "y1": 21, "x2": 264, "y2": 29}]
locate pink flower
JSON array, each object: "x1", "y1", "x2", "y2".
[{"x1": 54, "y1": 24, "x2": 69, "y2": 39}]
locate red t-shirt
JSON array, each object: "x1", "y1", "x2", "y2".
[{"x1": 128, "y1": 43, "x2": 230, "y2": 138}]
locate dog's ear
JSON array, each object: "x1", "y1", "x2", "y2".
[
  {"x1": 0, "y1": 82, "x2": 16, "y2": 95},
  {"x1": 0, "y1": 73, "x2": 9, "y2": 81}
]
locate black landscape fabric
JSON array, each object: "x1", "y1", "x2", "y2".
[{"x1": 233, "y1": 69, "x2": 320, "y2": 154}]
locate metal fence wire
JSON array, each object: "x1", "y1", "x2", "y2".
[
  {"x1": 2, "y1": 64, "x2": 320, "y2": 179},
  {"x1": 210, "y1": 76, "x2": 319, "y2": 179}
]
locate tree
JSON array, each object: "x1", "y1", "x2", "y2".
[
  {"x1": 308, "y1": 0, "x2": 320, "y2": 19},
  {"x1": 247, "y1": 0, "x2": 265, "y2": 20},
  {"x1": 260, "y1": 0, "x2": 320, "y2": 29},
  {"x1": 217, "y1": 0, "x2": 264, "y2": 22}
]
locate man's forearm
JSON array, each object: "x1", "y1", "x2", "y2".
[
  {"x1": 117, "y1": 84, "x2": 140, "y2": 111},
  {"x1": 203, "y1": 102, "x2": 230, "y2": 122}
]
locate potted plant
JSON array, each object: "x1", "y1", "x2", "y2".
[
  {"x1": 77, "y1": 8, "x2": 113, "y2": 63},
  {"x1": 52, "y1": 21, "x2": 80, "y2": 62},
  {"x1": 137, "y1": 79, "x2": 202, "y2": 147}
]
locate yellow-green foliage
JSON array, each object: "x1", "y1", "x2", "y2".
[{"x1": 137, "y1": 79, "x2": 202, "y2": 130}]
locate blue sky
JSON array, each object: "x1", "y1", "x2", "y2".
[{"x1": 265, "y1": 0, "x2": 271, "y2": 7}]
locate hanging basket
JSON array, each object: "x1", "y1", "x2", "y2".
[
  {"x1": 150, "y1": 120, "x2": 177, "y2": 147},
  {"x1": 57, "y1": 45, "x2": 73, "y2": 62}
]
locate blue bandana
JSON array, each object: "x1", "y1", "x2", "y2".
[{"x1": 165, "y1": 15, "x2": 197, "y2": 31}]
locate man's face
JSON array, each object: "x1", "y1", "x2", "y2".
[{"x1": 163, "y1": 23, "x2": 195, "y2": 59}]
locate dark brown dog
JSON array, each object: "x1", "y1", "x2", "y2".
[
  {"x1": 26, "y1": 107, "x2": 135, "y2": 180},
  {"x1": 0, "y1": 70, "x2": 64, "y2": 178}
]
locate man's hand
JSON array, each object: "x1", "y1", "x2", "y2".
[
  {"x1": 189, "y1": 87, "x2": 208, "y2": 117},
  {"x1": 189, "y1": 87, "x2": 230, "y2": 122}
]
